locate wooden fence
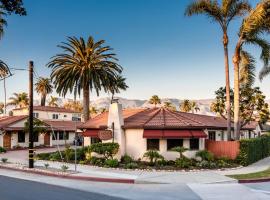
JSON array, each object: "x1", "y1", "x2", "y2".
[{"x1": 205, "y1": 140, "x2": 240, "y2": 159}]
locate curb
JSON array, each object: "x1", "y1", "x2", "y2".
[
  {"x1": 0, "y1": 165, "x2": 135, "y2": 184},
  {"x1": 238, "y1": 178, "x2": 270, "y2": 183}
]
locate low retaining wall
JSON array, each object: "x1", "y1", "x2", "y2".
[{"x1": 205, "y1": 140, "x2": 240, "y2": 159}]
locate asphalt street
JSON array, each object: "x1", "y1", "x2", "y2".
[{"x1": 0, "y1": 175, "x2": 126, "y2": 200}]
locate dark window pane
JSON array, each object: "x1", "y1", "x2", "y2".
[
  {"x1": 190, "y1": 139, "x2": 199, "y2": 150},
  {"x1": 65, "y1": 132, "x2": 69, "y2": 140},
  {"x1": 34, "y1": 132, "x2": 39, "y2": 142},
  {"x1": 167, "y1": 139, "x2": 183, "y2": 150},
  {"x1": 52, "y1": 132, "x2": 58, "y2": 140},
  {"x1": 91, "y1": 138, "x2": 101, "y2": 144},
  {"x1": 208, "y1": 131, "x2": 216, "y2": 141},
  {"x1": 59, "y1": 131, "x2": 64, "y2": 140},
  {"x1": 147, "y1": 139, "x2": 159, "y2": 150},
  {"x1": 18, "y1": 131, "x2": 25, "y2": 143}
]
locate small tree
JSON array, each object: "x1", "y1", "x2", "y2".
[
  {"x1": 89, "y1": 143, "x2": 119, "y2": 160},
  {"x1": 171, "y1": 146, "x2": 188, "y2": 159},
  {"x1": 149, "y1": 95, "x2": 161, "y2": 107},
  {"x1": 143, "y1": 150, "x2": 164, "y2": 166}
]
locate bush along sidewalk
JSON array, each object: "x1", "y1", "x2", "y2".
[
  {"x1": 237, "y1": 134, "x2": 270, "y2": 166},
  {"x1": 36, "y1": 143, "x2": 239, "y2": 171}
]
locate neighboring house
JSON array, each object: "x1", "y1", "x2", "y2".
[
  {"x1": 80, "y1": 102, "x2": 258, "y2": 160},
  {"x1": 12, "y1": 106, "x2": 81, "y2": 121},
  {"x1": 0, "y1": 106, "x2": 83, "y2": 149}
]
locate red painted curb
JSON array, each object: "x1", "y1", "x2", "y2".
[
  {"x1": 238, "y1": 178, "x2": 270, "y2": 183},
  {"x1": 0, "y1": 165, "x2": 135, "y2": 184}
]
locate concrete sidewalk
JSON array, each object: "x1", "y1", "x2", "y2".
[{"x1": 216, "y1": 157, "x2": 270, "y2": 176}]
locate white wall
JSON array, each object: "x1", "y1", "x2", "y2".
[
  {"x1": 125, "y1": 129, "x2": 205, "y2": 160},
  {"x1": 13, "y1": 108, "x2": 81, "y2": 121},
  {"x1": 51, "y1": 132, "x2": 75, "y2": 146}
]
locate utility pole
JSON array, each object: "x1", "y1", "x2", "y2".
[{"x1": 29, "y1": 61, "x2": 34, "y2": 168}]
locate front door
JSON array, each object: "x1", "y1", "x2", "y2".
[
  {"x1": 3, "y1": 133, "x2": 11, "y2": 149},
  {"x1": 44, "y1": 133, "x2": 50, "y2": 146}
]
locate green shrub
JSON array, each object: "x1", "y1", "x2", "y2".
[
  {"x1": 124, "y1": 162, "x2": 138, "y2": 169},
  {"x1": 89, "y1": 143, "x2": 119, "y2": 160},
  {"x1": 0, "y1": 147, "x2": 6, "y2": 153},
  {"x1": 89, "y1": 156, "x2": 105, "y2": 166},
  {"x1": 175, "y1": 157, "x2": 191, "y2": 168},
  {"x1": 143, "y1": 150, "x2": 164, "y2": 166},
  {"x1": 61, "y1": 165, "x2": 69, "y2": 172},
  {"x1": 64, "y1": 146, "x2": 73, "y2": 162},
  {"x1": 171, "y1": 146, "x2": 188, "y2": 158},
  {"x1": 37, "y1": 152, "x2": 51, "y2": 160},
  {"x1": 1, "y1": 158, "x2": 8, "y2": 163},
  {"x1": 79, "y1": 160, "x2": 89, "y2": 165},
  {"x1": 121, "y1": 154, "x2": 133, "y2": 164},
  {"x1": 196, "y1": 150, "x2": 214, "y2": 161},
  {"x1": 44, "y1": 163, "x2": 49, "y2": 169},
  {"x1": 237, "y1": 134, "x2": 270, "y2": 166},
  {"x1": 104, "y1": 159, "x2": 119, "y2": 168},
  {"x1": 49, "y1": 152, "x2": 62, "y2": 161}
]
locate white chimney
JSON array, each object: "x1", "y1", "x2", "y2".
[{"x1": 107, "y1": 101, "x2": 125, "y2": 157}]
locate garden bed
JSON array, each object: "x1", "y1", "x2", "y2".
[{"x1": 36, "y1": 145, "x2": 240, "y2": 171}]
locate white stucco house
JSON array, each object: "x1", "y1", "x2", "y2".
[
  {"x1": 81, "y1": 102, "x2": 258, "y2": 160},
  {"x1": 0, "y1": 106, "x2": 82, "y2": 149}
]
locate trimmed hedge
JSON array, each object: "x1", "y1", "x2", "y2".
[{"x1": 237, "y1": 134, "x2": 270, "y2": 166}]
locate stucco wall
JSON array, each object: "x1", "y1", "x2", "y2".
[
  {"x1": 0, "y1": 131, "x2": 3, "y2": 147},
  {"x1": 51, "y1": 132, "x2": 75, "y2": 146},
  {"x1": 125, "y1": 129, "x2": 205, "y2": 160}
]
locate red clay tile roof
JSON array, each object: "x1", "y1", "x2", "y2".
[
  {"x1": 0, "y1": 115, "x2": 28, "y2": 129},
  {"x1": 79, "y1": 108, "x2": 146, "y2": 129},
  {"x1": 42, "y1": 120, "x2": 83, "y2": 131},
  {"x1": 13, "y1": 106, "x2": 80, "y2": 113},
  {"x1": 81, "y1": 107, "x2": 257, "y2": 130}
]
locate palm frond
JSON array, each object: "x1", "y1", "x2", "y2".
[
  {"x1": 239, "y1": 50, "x2": 256, "y2": 88},
  {"x1": 185, "y1": 0, "x2": 223, "y2": 25},
  {"x1": 259, "y1": 66, "x2": 270, "y2": 80}
]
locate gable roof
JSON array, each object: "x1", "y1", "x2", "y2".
[
  {"x1": 0, "y1": 115, "x2": 28, "y2": 130},
  {"x1": 44, "y1": 120, "x2": 83, "y2": 132},
  {"x1": 13, "y1": 106, "x2": 80, "y2": 114},
  {"x1": 80, "y1": 107, "x2": 257, "y2": 130}
]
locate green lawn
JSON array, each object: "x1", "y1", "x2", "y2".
[{"x1": 228, "y1": 168, "x2": 270, "y2": 180}]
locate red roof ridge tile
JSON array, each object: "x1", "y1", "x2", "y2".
[
  {"x1": 165, "y1": 108, "x2": 197, "y2": 126},
  {"x1": 170, "y1": 110, "x2": 206, "y2": 126}
]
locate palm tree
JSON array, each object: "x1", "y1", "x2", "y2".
[
  {"x1": 106, "y1": 75, "x2": 128, "y2": 101},
  {"x1": 0, "y1": 60, "x2": 10, "y2": 115},
  {"x1": 180, "y1": 99, "x2": 192, "y2": 112},
  {"x1": 163, "y1": 101, "x2": 176, "y2": 111},
  {"x1": 48, "y1": 96, "x2": 58, "y2": 107},
  {"x1": 35, "y1": 77, "x2": 53, "y2": 106},
  {"x1": 0, "y1": 102, "x2": 4, "y2": 114},
  {"x1": 191, "y1": 101, "x2": 200, "y2": 113},
  {"x1": 232, "y1": 1, "x2": 270, "y2": 139},
  {"x1": 89, "y1": 106, "x2": 98, "y2": 115},
  {"x1": 0, "y1": 10, "x2": 7, "y2": 39},
  {"x1": 64, "y1": 100, "x2": 83, "y2": 112},
  {"x1": 185, "y1": 0, "x2": 251, "y2": 140},
  {"x1": 7, "y1": 92, "x2": 29, "y2": 108},
  {"x1": 47, "y1": 36, "x2": 122, "y2": 121},
  {"x1": 149, "y1": 95, "x2": 161, "y2": 107}
]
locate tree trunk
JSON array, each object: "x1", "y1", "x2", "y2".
[
  {"x1": 223, "y1": 33, "x2": 232, "y2": 140},
  {"x1": 233, "y1": 42, "x2": 242, "y2": 140},
  {"x1": 83, "y1": 85, "x2": 90, "y2": 122},
  {"x1": 41, "y1": 94, "x2": 46, "y2": 106}
]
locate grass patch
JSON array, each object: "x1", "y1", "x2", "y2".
[{"x1": 228, "y1": 168, "x2": 270, "y2": 180}]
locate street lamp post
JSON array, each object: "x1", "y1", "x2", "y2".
[{"x1": 29, "y1": 61, "x2": 34, "y2": 168}]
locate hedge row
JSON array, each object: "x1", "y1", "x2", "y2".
[{"x1": 237, "y1": 134, "x2": 270, "y2": 166}]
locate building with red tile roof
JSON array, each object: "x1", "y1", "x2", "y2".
[{"x1": 81, "y1": 103, "x2": 259, "y2": 160}]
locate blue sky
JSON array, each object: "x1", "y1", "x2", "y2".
[{"x1": 0, "y1": 0, "x2": 268, "y2": 101}]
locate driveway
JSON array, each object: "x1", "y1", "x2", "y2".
[{"x1": 0, "y1": 147, "x2": 65, "y2": 164}]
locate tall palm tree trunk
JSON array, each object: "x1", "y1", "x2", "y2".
[
  {"x1": 41, "y1": 94, "x2": 46, "y2": 106},
  {"x1": 4, "y1": 77, "x2": 7, "y2": 115},
  {"x1": 233, "y1": 42, "x2": 242, "y2": 140},
  {"x1": 83, "y1": 85, "x2": 90, "y2": 122},
  {"x1": 223, "y1": 33, "x2": 232, "y2": 140}
]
